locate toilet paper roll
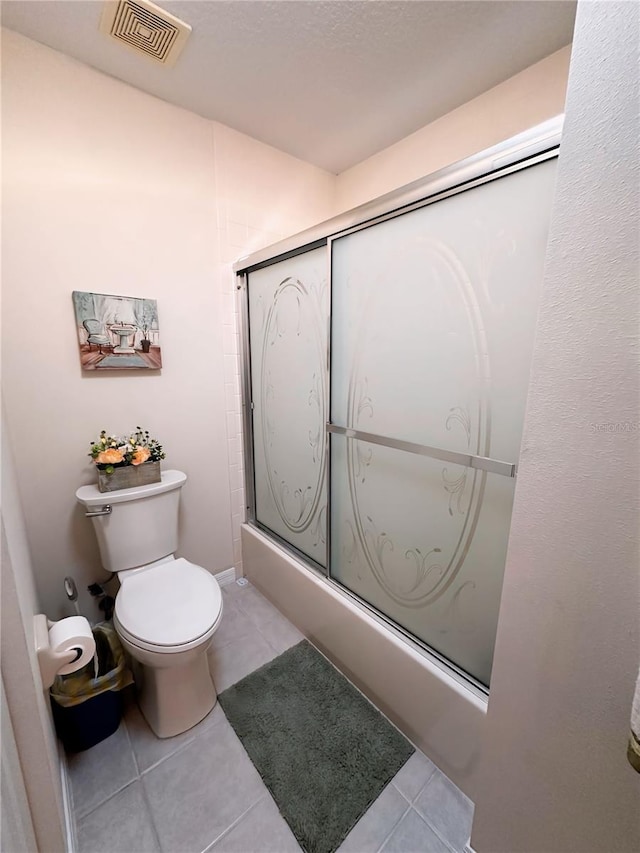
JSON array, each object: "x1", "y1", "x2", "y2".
[{"x1": 48, "y1": 616, "x2": 96, "y2": 676}]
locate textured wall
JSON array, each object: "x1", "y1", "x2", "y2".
[{"x1": 471, "y1": 1, "x2": 640, "y2": 850}]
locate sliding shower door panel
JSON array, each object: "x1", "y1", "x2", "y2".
[
  {"x1": 247, "y1": 247, "x2": 328, "y2": 567},
  {"x1": 330, "y1": 434, "x2": 515, "y2": 686},
  {"x1": 330, "y1": 158, "x2": 558, "y2": 686}
]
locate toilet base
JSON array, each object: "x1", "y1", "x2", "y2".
[{"x1": 132, "y1": 652, "x2": 217, "y2": 738}]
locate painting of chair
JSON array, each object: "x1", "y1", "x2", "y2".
[
  {"x1": 73, "y1": 291, "x2": 161, "y2": 370},
  {"x1": 83, "y1": 319, "x2": 113, "y2": 354}
]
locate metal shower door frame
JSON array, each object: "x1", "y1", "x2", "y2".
[{"x1": 235, "y1": 116, "x2": 563, "y2": 691}]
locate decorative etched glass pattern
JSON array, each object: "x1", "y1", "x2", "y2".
[
  {"x1": 330, "y1": 158, "x2": 558, "y2": 686},
  {"x1": 248, "y1": 248, "x2": 328, "y2": 566}
]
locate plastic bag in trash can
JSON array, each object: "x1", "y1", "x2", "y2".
[{"x1": 50, "y1": 621, "x2": 133, "y2": 708}]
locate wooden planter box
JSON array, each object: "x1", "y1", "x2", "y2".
[{"x1": 97, "y1": 461, "x2": 161, "y2": 493}]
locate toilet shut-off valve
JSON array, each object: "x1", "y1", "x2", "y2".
[{"x1": 64, "y1": 576, "x2": 82, "y2": 617}]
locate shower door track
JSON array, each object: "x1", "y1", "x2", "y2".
[{"x1": 233, "y1": 117, "x2": 562, "y2": 274}]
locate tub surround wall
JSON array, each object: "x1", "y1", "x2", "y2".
[
  {"x1": 1, "y1": 28, "x2": 335, "y2": 619},
  {"x1": 242, "y1": 525, "x2": 486, "y2": 801},
  {"x1": 470, "y1": 2, "x2": 640, "y2": 851}
]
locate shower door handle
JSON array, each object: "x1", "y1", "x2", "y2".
[{"x1": 326, "y1": 424, "x2": 517, "y2": 478}]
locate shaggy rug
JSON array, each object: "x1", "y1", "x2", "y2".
[{"x1": 219, "y1": 640, "x2": 414, "y2": 853}]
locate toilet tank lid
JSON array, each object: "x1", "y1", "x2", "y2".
[{"x1": 75, "y1": 469, "x2": 187, "y2": 507}]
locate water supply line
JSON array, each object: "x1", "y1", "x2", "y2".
[{"x1": 64, "y1": 576, "x2": 81, "y2": 617}]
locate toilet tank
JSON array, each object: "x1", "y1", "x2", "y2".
[{"x1": 75, "y1": 470, "x2": 187, "y2": 573}]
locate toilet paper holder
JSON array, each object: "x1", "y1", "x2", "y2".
[{"x1": 34, "y1": 614, "x2": 91, "y2": 690}]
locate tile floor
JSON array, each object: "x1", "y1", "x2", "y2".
[{"x1": 68, "y1": 581, "x2": 474, "y2": 853}]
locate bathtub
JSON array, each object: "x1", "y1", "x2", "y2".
[{"x1": 241, "y1": 523, "x2": 487, "y2": 801}]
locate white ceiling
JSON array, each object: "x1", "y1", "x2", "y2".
[{"x1": 0, "y1": 0, "x2": 576, "y2": 173}]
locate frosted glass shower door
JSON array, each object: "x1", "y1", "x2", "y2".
[
  {"x1": 247, "y1": 247, "x2": 328, "y2": 566},
  {"x1": 330, "y1": 159, "x2": 558, "y2": 686}
]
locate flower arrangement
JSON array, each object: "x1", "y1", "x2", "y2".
[{"x1": 89, "y1": 427, "x2": 166, "y2": 475}]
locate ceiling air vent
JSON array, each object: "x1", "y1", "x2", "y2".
[{"x1": 100, "y1": 0, "x2": 191, "y2": 67}]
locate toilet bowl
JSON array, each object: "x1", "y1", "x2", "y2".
[
  {"x1": 75, "y1": 470, "x2": 224, "y2": 739},
  {"x1": 114, "y1": 557, "x2": 223, "y2": 738}
]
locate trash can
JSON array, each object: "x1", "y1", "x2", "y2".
[{"x1": 50, "y1": 621, "x2": 133, "y2": 752}]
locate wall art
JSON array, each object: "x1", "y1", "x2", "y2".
[{"x1": 72, "y1": 291, "x2": 161, "y2": 370}]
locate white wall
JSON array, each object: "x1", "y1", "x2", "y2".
[
  {"x1": 1, "y1": 678, "x2": 38, "y2": 853},
  {"x1": 471, "y1": 2, "x2": 640, "y2": 850},
  {"x1": 335, "y1": 45, "x2": 571, "y2": 211},
  {"x1": 212, "y1": 122, "x2": 336, "y2": 576},
  {"x1": 1, "y1": 24, "x2": 570, "y2": 621},
  {"x1": 1, "y1": 29, "x2": 335, "y2": 620},
  {"x1": 1, "y1": 412, "x2": 66, "y2": 852}
]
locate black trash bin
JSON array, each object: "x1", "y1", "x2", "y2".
[{"x1": 50, "y1": 622, "x2": 133, "y2": 752}]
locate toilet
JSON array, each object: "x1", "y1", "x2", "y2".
[{"x1": 75, "y1": 470, "x2": 223, "y2": 738}]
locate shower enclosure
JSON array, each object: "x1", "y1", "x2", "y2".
[{"x1": 236, "y1": 118, "x2": 561, "y2": 693}]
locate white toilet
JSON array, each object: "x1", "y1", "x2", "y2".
[{"x1": 75, "y1": 470, "x2": 223, "y2": 738}]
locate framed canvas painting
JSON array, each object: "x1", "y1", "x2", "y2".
[{"x1": 72, "y1": 291, "x2": 162, "y2": 370}]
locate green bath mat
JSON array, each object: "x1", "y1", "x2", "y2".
[{"x1": 219, "y1": 640, "x2": 414, "y2": 853}]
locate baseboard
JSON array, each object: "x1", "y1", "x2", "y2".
[
  {"x1": 214, "y1": 567, "x2": 237, "y2": 587},
  {"x1": 58, "y1": 740, "x2": 76, "y2": 853}
]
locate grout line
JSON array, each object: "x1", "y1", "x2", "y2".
[
  {"x1": 405, "y1": 764, "x2": 438, "y2": 804},
  {"x1": 235, "y1": 609, "x2": 303, "y2": 658},
  {"x1": 75, "y1": 776, "x2": 139, "y2": 822},
  {"x1": 136, "y1": 706, "x2": 229, "y2": 777},
  {"x1": 414, "y1": 806, "x2": 458, "y2": 853},
  {"x1": 411, "y1": 806, "x2": 458, "y2": 853},
  {"x1": 411, "y1": 774, "x2": 467, "y2": 853},
  {"x1": 373, "y1": 800, "x2": 412, "y2": 853},
  {"x1": 137, "y1": 732, "x2": 197, "y2": 777},
  {"x1": 415, "y1": 767, "x2": 441, "y2": 804},
  {"x1": 124, "y1": 696, "x2": 222, "y2": 779},
  {"x1": 138, "y1": 772, "x2": 164, "y2": 853},
  {"x1": 121, "y1": 714, "x2": 143, "y2": 780},
  {"x1": 210, "y1": 625, "x2": 259, "y2": 655},
  {"x1": 390, "y1": 780, "x2": 413, "y2": 805},
  {"x1": 72, "y1": 719, "x2": 140, "y2": 821},
  {"x1": 200, "y1": 792, "x2": 270, "y2": 853},
  {"x1": 253, "y1": 613, "x2": 304, "y2": 657}
]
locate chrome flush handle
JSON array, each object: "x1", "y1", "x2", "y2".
[{"x1": 84, "y1": 505, "x2": 113, "y2": 518}]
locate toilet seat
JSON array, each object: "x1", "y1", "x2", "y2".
[{"x1": 114, "y1": 558, "x2": 223, "y2": 654}]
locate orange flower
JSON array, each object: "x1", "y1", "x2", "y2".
[
  {"x1": 95, "y1": 448, "x2": 124, "y2": 465},
  {"x1": 131, "y1": 447, "x2": 151, "y2": 466}
]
